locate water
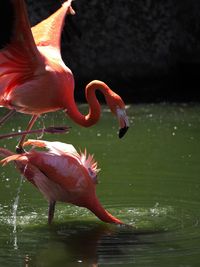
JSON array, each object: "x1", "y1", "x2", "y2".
[
  {"x1": 12, "y1": 176, "x2": 23, "y2": 250},
  {"x1": 0, "y1": 103, "x2": 200, "y2": 266}
]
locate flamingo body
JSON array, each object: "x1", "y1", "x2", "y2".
[
  {"x1": 0, "y1": 0, "x2": 129, "y2": 140},
  {"x1": 0, "y1": 140, "x2": 123, "y2": 225}
]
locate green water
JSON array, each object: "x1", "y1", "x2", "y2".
[{"x1": 0, "y1": 104, "x2": 200, "y2": 267}]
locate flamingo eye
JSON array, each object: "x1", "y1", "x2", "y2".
[
  {"x1": 88, "y1": 167, "x2": 94, "y2": 177},
  {"x1": 88, "y1": 167, "x2": 98, "y2": 184}
]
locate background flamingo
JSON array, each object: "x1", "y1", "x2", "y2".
[
  {"x1": 0, "y1": 0, "x2": 129, "y2": 151},
  {"x1": 0, "y1": 139, "x2": 123, "y2": 225}
]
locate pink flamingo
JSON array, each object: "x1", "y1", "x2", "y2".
[
  {"x1": 0, "y1": 0, "x2": 129, "y2": 151},
  {"x1": 0, "y1": 139, "x2": 123, "y2": 225}
]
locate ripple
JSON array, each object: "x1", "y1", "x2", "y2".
[{"x1": 0, "y1": 200, "x2": 200, "y2": 266}]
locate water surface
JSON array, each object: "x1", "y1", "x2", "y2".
[{"x1": 0, "y1": 104, "x2": 200, "y2": 266}]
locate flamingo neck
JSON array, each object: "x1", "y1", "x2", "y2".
[
  {"x1": 66, "y1": 80, "x2": 114, "y2": 127},
  {"x1": 87, "y1": 197, "x2": 123, "y2": 225}
]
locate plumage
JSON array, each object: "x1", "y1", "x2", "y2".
[
  {"x1": 0, "y1": 139, "x2": 123, "y2": 225},
  {"x1": 0, "y1": 0, "x2": 129, "y2": 147}
]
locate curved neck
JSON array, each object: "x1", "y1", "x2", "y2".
[
  {"x1": 88, "y1": 197, "x2": 123, "y2": 225},
  {"x1": 66, "y1": 80, "x2": 114, "y2": 127}
]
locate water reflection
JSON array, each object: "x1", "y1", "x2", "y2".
[
  {"x1": 1, "y1": 200, "x2": 199, "y2": 267},
  {"x1": 20, "y1": 222, "x2": 158, "y2": 267}
]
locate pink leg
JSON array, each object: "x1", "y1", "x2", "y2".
[
  {"x1": 16, "y1": 115, "x2": 39, "y2": 153},
  {"x1": 0, "y1": 109, "x2": 16, "y2": 127}
]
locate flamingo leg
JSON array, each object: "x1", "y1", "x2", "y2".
[
  {"x1": 48, "y1": 200, "x2": 56, "y2": 224},
  {"x1": 16, "y1": 115, "x2": 39, "y2": 153},
  {"x1": 0, "y1": 126, "x2": 70, "y2": 140},
  {"x1": 0, "y1": 109, "x2": 16, "y2": 127}
]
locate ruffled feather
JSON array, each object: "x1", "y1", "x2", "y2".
[{"x1": 80, "y1": 149, "x2": 100, "y2": 183}]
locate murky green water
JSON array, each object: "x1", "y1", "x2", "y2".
[{"x1": 0, "y1": 103, "x2": 200, "y2": 267}]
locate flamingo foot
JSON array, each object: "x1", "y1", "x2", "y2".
[
  {"x1": 48, "y1": 200, "x2": 56, "y2": 224},
  {"x1": 44, "y1": 126, "x2": 71, "y2": 134}
]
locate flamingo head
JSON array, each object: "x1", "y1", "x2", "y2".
[
  {"x1": 76, "y1": 150, "x2": 124, "y2": 224},
  {"x1": 107, "y1": 94, "x2": 129, "y2": 138},
  {"x1": 116, "y1": 106, "x2": 129, "y2": 138}
]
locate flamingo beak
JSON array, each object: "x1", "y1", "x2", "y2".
[{"x1": 116, "y1": 108, "x2": 129, "y2": 138}]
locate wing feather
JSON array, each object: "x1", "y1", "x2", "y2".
[
  {"x1": 0, "y1": 0, "x2": 45, "y2": 96},
  {"x1": 31, "y1": 0, "x2": 75, "y2": 51}
]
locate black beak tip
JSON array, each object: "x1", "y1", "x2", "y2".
[{"x1": 119, "y1": 127, "x2": 129, "y2": 139}]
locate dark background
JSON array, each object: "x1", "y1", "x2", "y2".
[{"x1": 13, "y1": 1, "x2": 200, "y2": 102}]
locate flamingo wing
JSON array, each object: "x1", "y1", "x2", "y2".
[
  {"x1": 0, "y1": 1, "x2": 40, "y2": 57},
  {"x1": 23, "y1": 139, "x2": 78, "y2": 157},
  {"x1": 24, "y1": 139, "x2": 100, "y2": 183},
  {"x1": 31, "y1": 0, "x2": 75, "y2": 51},
  {"x1": 0, "y1": 0, "x2": 45, "y2": 98},
  {"x1": 0, "y1": 152, "x2": 63, "y2": 201},
  {"x1": 24, "y1": 163, "x2": 68, "y2": 202},
  {"x1": 25, "y1": 149, "x2": 93, "y2": 202},
  {"x1": 24, "y1": 139, "x2": 99, "y2": 184}
]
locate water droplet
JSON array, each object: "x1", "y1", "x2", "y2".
[
  {"x1": 147, "y1": 114, "x2": 153, "y2": 118},
  {"x1": 125, "y1": 105, "x2": 131, "y2": 109}
]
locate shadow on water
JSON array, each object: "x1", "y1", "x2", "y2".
[{"x1": 18, "y1": 220, "x2": 162, "y2": 267}]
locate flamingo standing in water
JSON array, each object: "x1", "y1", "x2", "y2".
[
  {"x1": 0, "y1": 139, "x2": 123, "y2": 225},
  {"x1": 0, "y1": 0, "x2": 129, "y2": 151}
]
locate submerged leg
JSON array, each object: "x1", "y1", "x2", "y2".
[
  {"x1": 0, "y1": 109, "x2": 16, "y2": 127},
  {"x1": 16, "y1": 115, "x2": 38, "y2": 153},
  {"x1": 48, "y1": 200, "x2": 56, "y2": 224}
]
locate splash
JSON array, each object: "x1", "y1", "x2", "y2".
[{"x1": 12, "y1": 176, "x2": 23, "y2": 250}]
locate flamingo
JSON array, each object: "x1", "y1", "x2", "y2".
[
  {"x1": 0, "y1": 0, "x2": 129, "y2": 151},
  {"x1": 0, "y1": 139, "x2": 123, "y2": 225}
]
